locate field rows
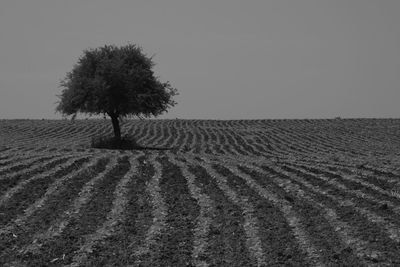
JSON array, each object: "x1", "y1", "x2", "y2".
[
  {"x1": 0, "y1": 119, "x2": 400, "y2": 266},
  {"x1": 2, "y1": 119, "x2": 400, "y2": 158}
]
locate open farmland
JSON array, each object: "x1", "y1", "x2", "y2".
[{"x1": 1, "y1": 118, "x2": 400, "y2": 266}]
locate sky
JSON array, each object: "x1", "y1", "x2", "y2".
[{"x1": 0, "y1": 0, "x2": 399, "y2": 120}]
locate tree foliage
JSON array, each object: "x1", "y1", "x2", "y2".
[{"x1": 56, "y1": 44, "x2": 178, "y2": 143}]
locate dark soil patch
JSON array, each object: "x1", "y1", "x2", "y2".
[{"x1": 91, "y1": 135, "x2": 173, "y2": 151}]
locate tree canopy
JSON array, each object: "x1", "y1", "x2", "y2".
[
  {"x1": 56, "y1": 44, "x2": 178, "y2": 142},
  {"x1": 56, "y1": 44, "x2": 177, "y2": 118}
]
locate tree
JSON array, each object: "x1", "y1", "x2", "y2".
[{"x1": 56, "y1": 44, "x2": 177, "y2": 143}]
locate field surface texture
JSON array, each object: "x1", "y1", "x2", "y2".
[{"x1": 0, "y1": 118, "x2": 400, "y2": 266}]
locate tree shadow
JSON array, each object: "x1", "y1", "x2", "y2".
[
  {"x1": 133, "y1": 146, "x2": 173, "y2": 151},
  {"x1": 90, "y1": 135, "x2": 175, "y2": 151}
]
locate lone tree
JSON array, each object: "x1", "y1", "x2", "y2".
[{"x1": 56, "y1": 44, "x2": 177, "y2": 145}]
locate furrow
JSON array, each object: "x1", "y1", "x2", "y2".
[
  {"x1": 0, "y1": 155, "x2": 104, "y2": 237},
  {"x1": 0, "y1": 152, "x2": 39, "y2": 166},
  {"x1": 146, "y1": 122, "x2": 162, "y2": 146},
  {"x1": 136, "y1": 154, "x2": 199, "y2": 266},
  {"x1": 134, "y1": 121, "x2": 147, "y2": 143},
  {"x1": 185, "y1": 160, "x2": 252, "y2": 265},
  {"x1": 224, "y1": 130, "x2": 247, "y2": 156},
  {"x1": 199, "y1": 158, "x2": 326, "y2": 267},
  {"x1": 273, "y1": 164, "x2": 400, "y2": 245},
  {"x1": 285, "y1": 164, "x2": 400, "y2": 218},
  {"x1": 0, "y1": 155, "x2": 86, "y2": 207},
  {"x1": 16, "y1": 155, "x2": 131, "y2": 266},
  {"x1": 168, "y1": 123, "x2": 181, "y2": 148},
  {"x1": 188, "y1": 129, "x2": 199, "y2": 154},
  {"x1": 182, "y1": 128, "x2": 192, "y2": 152},
  {"x1": 23, "y1": 156, "x2": 119, "y2": 254},
  {"x1": 208, "y1": 129, "x2": 225, "y2": 155},
  {"x1": 142, "y1": 121, "x2": 156, "y2": 145},
  {"x1": 197, "y1": 129, "x2": 206, "y2": 154},
  {"x1": 217, "y1": 130, "x2": 233, "y2": 155},
  {"x1": 64, "y1": 153, "x2": 153, "y2": 266},
  {"x1": 328, "y1": 164, "x2": 398, "y2": 186},
  {"x1": 0, "y1": 154, "x2": 61, "y2": 175},
  {"x1": 1, "y1": 152, "x2": 93, "y2": 184},
  {"x1": 230, "y1": 131, "x2": 255, "y2": 156},
  {"x1": 267, "y1": 170, "x2": 383, "y2": 265},
  {"x1": 153, "y1": 122, "x2": 167, "y2": 146},
  {"x1": 0, "y1": 147, "x2": 13, "y2": 154},
  {"x1": 362, "y1": 165, "x2": 400, "y2": 180},
  {"x1": 66, "y1": 154, "x2": 142, "y2": 267},
  {"x1": 293, "y1": 163, "x2": 400, "y2": 202},
  {"x1": 167, "y1": 153, "x2": 215, "y2": 267},
  {"x1": 246, "y1": 162, "x2": 385, "y2": 265},
  {"x1": 133, "y1": 154, "x2": 168, "y2": 259},
  {"x1": 190, "y1": 158, "x2": 268, "y2": 267},
  {"x1": 185, "y1": 127, "x2": 195, "y2": 152}
]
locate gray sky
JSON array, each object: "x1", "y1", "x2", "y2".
[{"x1": 0, "y1": 0, "x2": 399, "y2": 119}]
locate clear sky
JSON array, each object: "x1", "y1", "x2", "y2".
[{"x1": 0, "y1": 0, "x2": 399, "y2": 119}]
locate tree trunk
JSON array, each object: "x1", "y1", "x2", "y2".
[{"x1": 110, "y1": 114, "x2": 121, "y2": 141}]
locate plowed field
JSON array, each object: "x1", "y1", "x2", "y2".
[{"x1": 0, "y1": 118, "x2": 400, "y2": 266}]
